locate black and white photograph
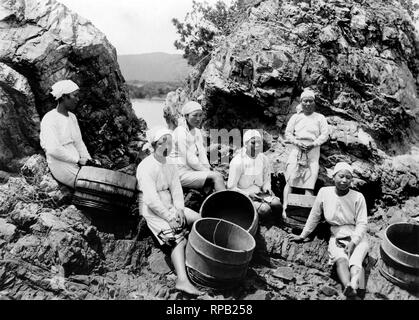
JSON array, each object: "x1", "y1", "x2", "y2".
[{"x1": 0, "y1": 0, "x2": 418, "y2": 309}]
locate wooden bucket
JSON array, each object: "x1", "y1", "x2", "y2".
[
  {"x1": 379, "y1": 223, "x2": 419, "y2": 291},
  {"x1": 200, "y1": 190, "x2": 258, "y2": 236},
  {"x1": 185, "y1": 218, "x2": 256, "y2": 289},
  {"x1": 73, "y1": 166, "x2": 137, "y2": 213}
]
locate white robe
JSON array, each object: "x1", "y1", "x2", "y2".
[
  {"x1": 170, "y1": 124, "x2": 210, "y2": 189},
  {"x1": 284, "y1": 112, "x2": 329, "y2": 189},
  {"x1": 227, "y1": 149, "x2": 271, "y2": 195},
  {"x1": 300, "y1": 186, "x2": 369, "y2": 267},
  {"x1": 227, "y1": 149, "x2": 280, "y2": 212},
  {"x1": 136, "y1": 155, "x2": 199, "y2": 245},
  {"x1": 40, "y1": 108, "x2": 91, "y2": 188}
]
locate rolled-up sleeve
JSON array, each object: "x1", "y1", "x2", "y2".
[
  {"x1": 40, "y1": 117, "x2": 79, "y2": 164},
  {"x1": 313, "y1": 115, "x2": 329, "y2": 147},
  {"x1": 351, "y1": 195, "x2": 368, "y2": 245},
  {"x1": 300, "y1": 189, "x2": 324, "y2": 238}
]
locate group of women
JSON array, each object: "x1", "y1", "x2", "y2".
[{"x1": 40, "y1": 80, "x2": 369, "y2": 298}]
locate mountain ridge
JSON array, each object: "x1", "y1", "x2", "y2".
[{"x1": 117, "y1": 52, "x2": 192, "y2": 83}]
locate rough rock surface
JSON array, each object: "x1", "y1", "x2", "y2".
[
  {"x1": 0, "y1": 0, "x2": 146, "y2": 173},
  {"x1": 1, "y1": 0, "x2": 418, "y2": 301},
  {"x1": 181, "y1": 0, "x2": 419, "y2": 208}
]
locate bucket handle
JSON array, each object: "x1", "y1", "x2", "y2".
[{"x1": 213, "y1": 220, "x2": 223, "y2": 246}]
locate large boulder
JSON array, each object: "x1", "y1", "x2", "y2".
[
  {"x1": 187, "y1": 0, "x2": 419, "y2": 206},
  {"x1": 0, "y1": 0, "x2": 146, "y2": 172}
]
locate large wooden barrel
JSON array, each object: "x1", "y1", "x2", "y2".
[
  {"x1": 185, "y1": 218, "x2": 256, "y2": 289},
  {"x1": 73, "y1": 166, "x2": 137, "y2": 213},
  {"x1": 379, "y1": 223, "x2": 419, "y2": 291},
  {"x1": 200, "y1": 190, "x2": 258, "y2": 236}
]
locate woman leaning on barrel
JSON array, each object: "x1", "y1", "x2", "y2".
[
  {"x1": 290, "y1": 162, "x2": 369, "y2": 298},
  {"x1": 136, "y1": 127, "x2": 203, "y2": 296},
  {"x1": 170, "y1": 101, "x2": 225, "y2": 193},
  {"x1": 40, "y1": 80, "x2": 94, "y2": 188},
  {"x1": 282, "y1": 88, "x2": 329, "y2": 219}
]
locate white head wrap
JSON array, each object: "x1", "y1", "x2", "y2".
[
  {"x1": 181, "y1": 101, "x2": 202, "y2": 116},
  {"x1": 243, "y1": 129, "x2": 262, "y2": 145},
  {"x1": 142, "y1": 126, "x2": 172, "y2": 151},
  {"x1": 332, "y1": 162, "x2": 354, "y2": 176},
  {"x1": 300, "y1": 88, "x2": 316, "y2": 100},
  {"x1": 51, "y1": 80, "x2": 79, "y2": 100}
]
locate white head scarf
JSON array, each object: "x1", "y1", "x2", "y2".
[
  {"x1": 243, "y1": 129, "x2": 262, "y2": 145},
  {"x1": 300, "y1": 88, "x2": 316, "y2": 100},
  {"x1": 142, "y1": 126, "x2": 172, "y2": 151},
  {"x1": 181, "y1": 101, "x2": 202, "y2": 116},
  {"x1": 332, "y1": 162, "x2": 354, "y2": 176},
  {"x1": 51, "y1": 80, "x2": 79, "y2": 100}
]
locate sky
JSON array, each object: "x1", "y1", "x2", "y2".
[
  {"x1": 57, "y1": 0, "x2": 233, "y2": 55},
  {"x1": 58, "y1": 0, "x2": 418, "y2": 56}
]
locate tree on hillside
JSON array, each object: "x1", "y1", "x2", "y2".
[
  {"x1": 398, "y1": 0, "x2": 419, "y2": 21},
  {"x1": 172, "y1": 0, "x2": 242, "y2": 66}
]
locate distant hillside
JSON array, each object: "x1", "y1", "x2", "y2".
[{"x1": 117, "y1": 52, "x2": 192, "y2": 82}]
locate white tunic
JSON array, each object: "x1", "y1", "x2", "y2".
[
  {"x1": 40, "y1": 109, "x2": 91, "y2": 188},
  {"x1": 170, "y1": 125, "x2": 210, "y2": 188},
  {"x1": 284, "y1": 112, "x2": 329, "y2": 189},
  {"x1": 227, "y1": 149, "x2": 271, "y2": 196},
  {"x1": 300, "y1": 186, "x2": 369, "y2": 267},
  {"x1": 136, "y1": 154, "x2": 198, "y2": 245}
]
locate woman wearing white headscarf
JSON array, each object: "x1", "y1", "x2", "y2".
[
  {"x1": 136, "y1": 127, "x2": 202, "y2": 296},
  {"x1": 40, "y1": 80, "x2": 92, "y2": 188},
  {"x1": 227, "y1": 130, "x2": 282, "y2": 217},
  {"x1": 290, "y1": 162, "x2": 369, "y2": 298},
  {"x1": 282, "y1": 88, "x2": 329, "y2": 218},
  {"x1": 171, "y1": 101, "x2": 225, "y2": 192}
]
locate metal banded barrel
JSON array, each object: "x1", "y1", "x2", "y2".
[
  {"x1": 185, "y1": 218, "x2": 256, "y2": 289},
  {"x1": 379, "y1": 223, "x2": 419, "y2": 291},
  {"x1": 73, "y1": 166, "x2": 137, "y2": 213},
  {"x1": 200, "y1": 190, "x2": 258, "y2": 236}
]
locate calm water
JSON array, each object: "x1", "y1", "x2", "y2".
[{"x1": 131, "y1": 98, "x2": 167, "y2": 128}]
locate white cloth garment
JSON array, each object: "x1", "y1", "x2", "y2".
[
  {"x1": 227, "y1": 149, "x2": 271, "y2": 196},
  {"x1": 333, "y1": 162, "x2": 354, "y2": 176},
  {"x1": 300, "y1": 186, "x2": 369, "y2": 267},
  {"x1": 40, "y1": 108, "x2": 91, "y2": 188},
  {"x1": 284, "y1": 112, "x2": 329, "y2": 189},
  {"x1": 51, "y1": 80, "x2": 79, "y2": 100},
  {"x1": 136, "y1": 154, "x2": 199, "y2": 245},
  {"x1": 181, "y1": 101, "x2": 202, "y2": 115},
  {"x1": 170, "y1": 124, "x2": 210, "y2": 189}
]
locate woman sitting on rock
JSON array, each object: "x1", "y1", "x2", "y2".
[
  {"x1": 290, "y1": 162, "x2": 369, "y2": 298},
  {"x1": 282, "y1": 88, "x2": 329, "y2": 219},
  {"x1": 171, "y1": 101, "x2": 225, "y2": 192},
  {"x1": 227, "y1": 130, "x2": 282, "y2": 218},
  {"x1": 40, "y1": 80, "x2": 92, "y2": 188},
  {"x1": 136, "y1": 127, "x2": 203, "y2": 296}
]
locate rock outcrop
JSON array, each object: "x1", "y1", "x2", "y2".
[
  {"x1": 184, "y1": 0, "x2": 419, "y2": 207},
  {"x1": 0, "y1": 0, "x2": 146, "y2": 173}
]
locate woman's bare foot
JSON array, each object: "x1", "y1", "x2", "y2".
[
  {"x1": 343, "y1": 284, "x2": 356, "y2": 298},
  {"x1": 175, "y1": 279, "x2": 204, "y2": 296}
]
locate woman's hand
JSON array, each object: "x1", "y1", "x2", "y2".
[
  {"x1": 175, "y1": 209, "x2": 186, "y2": 228},
  {"x1": 168, "y1": 217, "x2": 180, "y2": 230},
  {"x1": 289, "y1": 234, "x2": 309, "y2": 243},
  {"x1": 261, "y1": 185, "x2": 272, "y2": 195},
  {"x1": 78, "y1": 157, "x2": 88, "y2": 166},
  {"x1": 344, "y1": 241, "x2": 356, "y2": 257}
]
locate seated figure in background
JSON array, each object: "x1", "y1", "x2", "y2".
[
  {"x1": 227, "y1": 129, "x2": 282, "y2": 218},
  {"x1": 40, "y1": 80, "x2": 92, "y2": 188},
  {"x1": 171, "y1": 101, "x2": 225, "y2": 193},
  {"x1": 290, "y1": 162, "x2": 369, "y2": 298},
  {"x1": 136, "y1": 127, "x2": 203, "y2": 296}
]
